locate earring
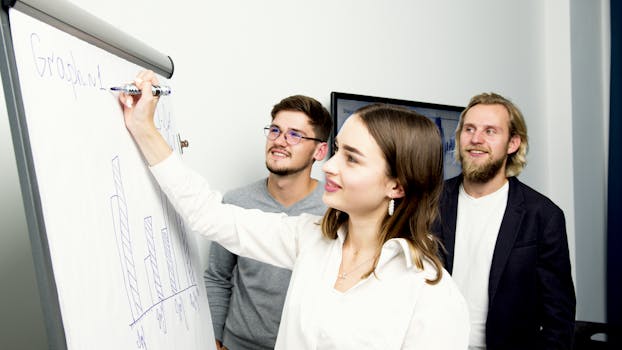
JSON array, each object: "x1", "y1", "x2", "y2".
[{"x1": 388, "y1": 199, "x2": 395, "y2": 216}]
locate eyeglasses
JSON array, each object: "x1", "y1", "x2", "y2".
[{"x1": 263, "y1": 126, "x2": 325, "y2": 145}]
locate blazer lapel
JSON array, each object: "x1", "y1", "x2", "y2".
[
  {"x1": 488, "y1": 177, "x2": 525, "y2": 303},
  {"x1": 441, "y1": 177, "x2": 461, "y2": 273}
]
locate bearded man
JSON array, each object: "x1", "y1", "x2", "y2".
[{"x1": 434, "y1": 92, "x2": 576, "y2": 350}]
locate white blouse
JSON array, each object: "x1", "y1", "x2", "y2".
[{"x1": 151, "y1": 155, "x2": 469, "y2": 349}]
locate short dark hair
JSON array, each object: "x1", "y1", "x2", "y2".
[{"x1": 271, "y1": 95, "x2": 333, "y2": 141}]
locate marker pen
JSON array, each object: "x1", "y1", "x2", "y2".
[{"x1": 107, "y1": 84, "x2": 171, "y2": 96}]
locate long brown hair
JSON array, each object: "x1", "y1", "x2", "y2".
[{"x1": 321, "y1": 104, "x2": 445, "y2": 284}]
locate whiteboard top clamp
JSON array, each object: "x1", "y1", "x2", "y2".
[{"x1": 107, "y1": 84, "x2": 172, "y2": 96}]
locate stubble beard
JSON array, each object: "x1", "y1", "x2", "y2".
[{"x1": 266, "y1": 157, "x2": 314, "y2": 176}]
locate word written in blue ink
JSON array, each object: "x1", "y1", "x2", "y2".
[{"x1": 30, "y1": 32, "x2": 104, "y2": 99}]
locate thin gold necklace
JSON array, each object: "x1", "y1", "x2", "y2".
[{"x1": 338, "y1": 256, "x2": 376, "y2": 280}]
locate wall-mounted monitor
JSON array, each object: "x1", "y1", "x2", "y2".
[{"x1": 330, "y1": 92, "x2": 464, "y2": 180}]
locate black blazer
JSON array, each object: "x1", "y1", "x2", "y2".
[{"x1": 436, "y1": 176, "x2": 576, "y2": 350}]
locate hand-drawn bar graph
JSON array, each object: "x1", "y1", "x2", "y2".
[
  {"x1": 110, "y1": 155, "x2": 200, "y2": 348},
  {"x1": 111, "y1": 156, "x2": 144, "y2": 321},
  {"x1": 144, "y1": 216, "x2": 167, "y2": 333},
  {"x1": 176, "y1": 217, "x2": 199, "y2": 311}
]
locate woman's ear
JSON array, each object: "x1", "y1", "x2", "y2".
[{"x1": 389, "y1": 181, "x2": 405, "y2": 199}]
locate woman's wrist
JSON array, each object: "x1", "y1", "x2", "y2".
[{"x1": 129, "y1": 124, "x2": 172, "y2": 165}]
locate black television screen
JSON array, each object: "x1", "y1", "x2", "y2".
[{"x1": 330, "y1": 92, "x2": 463, "y2": 180}]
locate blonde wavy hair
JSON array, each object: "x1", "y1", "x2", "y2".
[{"x1": 455, "y1": 92, "x2": 529, "y2": 177}]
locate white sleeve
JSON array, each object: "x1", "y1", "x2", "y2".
[
  {"x1": 150, "y1": 154, "x2": 318, "y2": 270},
  {"x1": 401, "y1": 274, "x2": 470, "y2": 349}
]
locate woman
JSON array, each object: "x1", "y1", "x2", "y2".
[{"x1": 121, "y1": 71, "x2": 469, "y2": 349}]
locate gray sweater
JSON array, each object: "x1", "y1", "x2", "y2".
[{"x1": 203, "y1": 178, "x2": 326, "y2": 350}]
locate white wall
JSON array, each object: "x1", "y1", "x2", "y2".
[{"x1": 60, "y1": 0, "x2": 607, "y2": 323}]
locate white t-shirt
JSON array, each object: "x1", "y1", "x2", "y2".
[
  {"x1": 452, "y1": 182, "x2": 509, "y2": 349},
  {"x1": 151, "y1": 154, "x2": 469, "y2": 350}
]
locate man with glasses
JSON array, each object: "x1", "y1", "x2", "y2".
[{"x1": 204, "y1": 95, "x2": 332, "y2": 350}]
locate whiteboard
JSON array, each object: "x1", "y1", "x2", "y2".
[{"x1": 7, "y1": 7, "x2": 214, "y2": 350}]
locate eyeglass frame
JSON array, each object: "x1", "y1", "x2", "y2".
[{"x1": 263, "y1": 125, "x2": 326, "y2": 145}]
